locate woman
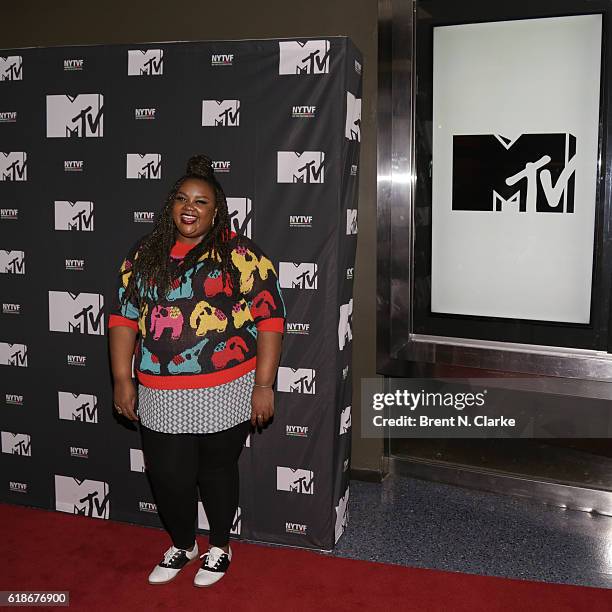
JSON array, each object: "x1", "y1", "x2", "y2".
[{"x1": 108, "y1": 154, "x2": 286, "y2": 587}]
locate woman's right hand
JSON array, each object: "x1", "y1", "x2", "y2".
[{"x1": 113, "y1": 378, "x2": 138, "y2": 421}]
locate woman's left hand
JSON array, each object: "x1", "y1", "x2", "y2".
[{"x1": 251, "y1": 386, "x2": 274, "y2": 426}]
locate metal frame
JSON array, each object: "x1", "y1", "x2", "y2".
[
  {"x1": 377, "y1": 0, "x2": 612, "y2": 511},
  {"x1": 377, "y1": 0, "x2": 612, "y2": 384}
]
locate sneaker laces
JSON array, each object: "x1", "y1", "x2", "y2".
[
  {"x1": 160, "y1": 546, "x2": 186, "y2": 567},
  {"x1": 203, "y1": 546, "x2": 226, "y2": 569}
]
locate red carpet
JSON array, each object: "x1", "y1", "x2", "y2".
[{"x1": 2, "y1": 503, "x2": 610, "y2": 611}]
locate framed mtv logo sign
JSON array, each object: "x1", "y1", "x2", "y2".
[{"x1": 379, "y1": 0, "x2": 612, "y2": 380}]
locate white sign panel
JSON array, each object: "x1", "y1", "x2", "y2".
[{"x1": 431, "y1": 15, "x2": 602, "y2": 324}]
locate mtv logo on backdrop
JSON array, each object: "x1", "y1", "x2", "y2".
[
  {"x1": 345, "y1": 92, "x2": 361, "y2": 141},
  {"x1": 130, "y1": 448, "x2": 145, "y2": 472},
  {"x1": 276, "y1": 467, "x2": 314, "y2": 494},
  {"x1": 202, "y1": 100, "x2": 240, "y2": 126},
  {"x1": 453, "y1": 133, "x2": 577, "y2": 213},
  {"x1": 126, "y1": 154, "x2": 161, "y2": 179},
  {"x1": 279, "y1": 262, "x2": 317, "y2": 289},
  {"x1": 346, "y1": 209, "x2": 358, "y2": 234},
  {"x1": 277, "y1": 367, "x2": 316, "y2": 394},
  {"x1": 1, "y1": 432, "x2": 31, "y2": 456},
  {"x1": 0, "y1": 56, "x2": 22, "y2": 81},
  {"x1": 55, "y1": 475, "x2": 109, "y2": 518},
  {"x1": 0, "y1": 250, "x2": 25, "y2": 274},
  {"x1": 0, "y1": 343, "x2": 27, "y2": 367},
  {"x1": 338, "y1": 299, "x2": 353, "y2": 350},
  {"x1": 339, "y1": 405, "x2": 352, "y2": 434},
  {"x1": 198, "y1": 502, "x2": 241, "y2": 534},
  {"x1": 128, "y1": 49, "x2": 163, "y2": 76},
  {"x1": 54, "y1": 201, "x2": 94, "y2": 231},
  {"x1": 277, "y1": 152, "x2": 324, "y2": 183},
  {"x1": 0, "y1": 152, "x2": 27, "y2": 181},
  {"x1": 278, "y1": 40, "x2": 330, "y2": 75},
  {"x1": 58, "y1": 392, "x2": 98, "y2": 423},
  {"x1": 46, "y1": 94, "x2": 104, "y2": 138},
  {"x1": 49, "y1": 291, "x2": 104, "y2": 335},
  {"x1": 335, "y1": 486, "x2": 349, "y2": 543},
  {"x1": 226, "y1": 197, "x2": 252, "y2": 238}
]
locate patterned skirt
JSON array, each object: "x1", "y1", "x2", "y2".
[{"x1": 137, "y1": 369, "x2": 255, "y2": 434}]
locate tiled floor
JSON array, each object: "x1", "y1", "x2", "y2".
[{"x1": 332, "y1": 475, "x2": 612, "y2": 590}]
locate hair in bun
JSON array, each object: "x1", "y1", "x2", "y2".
[{"x1": 186, "y1": 154, "x2": 214, "y2": 179}]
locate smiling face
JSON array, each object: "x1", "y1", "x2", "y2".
[{"x1": 171, "y1": 178, "x2": 217, "y2": 245}]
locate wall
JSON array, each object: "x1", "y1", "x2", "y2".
[{"x1": 1, "y1": 0, "x2": 383, "y2": 473}]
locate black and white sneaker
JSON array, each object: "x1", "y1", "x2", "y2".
[
  {"x1": 148, "y1": 543, "x2": 199, "y2": 584},
  {"x1": 193, "y1": 545, "x2": 232, "y2": 587}
]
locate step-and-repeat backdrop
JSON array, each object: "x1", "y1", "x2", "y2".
[{"x1": 0, "y1": 38, "x2": 361, "y2": 550}]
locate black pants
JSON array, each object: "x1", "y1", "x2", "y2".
[{"x1": 140, "y1": 420, "x2": 250, "y2": 549}]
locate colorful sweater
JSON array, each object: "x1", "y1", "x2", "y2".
[{"x1": 108, "y1": 231, "x2": 286, "y2": 390}]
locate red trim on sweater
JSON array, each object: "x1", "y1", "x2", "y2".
[
  {"x1": 108, "y1": 314, "x2": 138, "y2": 331},
  {"x1": 170, "y1": 230, "x2": 237, "y2": 258},
  {"x1": 256, "y1": 317, "x2": 285, "y2": 333},
  {"x1": 137, "y1": 355, "x2": 257, "y2": 389}
]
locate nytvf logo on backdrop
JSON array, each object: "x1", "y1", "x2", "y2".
[
  {"x1": 48, "y1": 292, "x2": 104, "y2": 335},
  {"x1": 46, "y1": 94, "x2": 104, "y2": 138},
  {"x1": 452, "y1": 133, "x2": 576, "y2": 213},
  {"x1": 0, "y1": 152, "x2": 27, "y2": 181}
]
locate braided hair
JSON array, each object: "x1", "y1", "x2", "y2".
[{"x1": 119, "y1": 154, "x2": 249, "y2": 308}]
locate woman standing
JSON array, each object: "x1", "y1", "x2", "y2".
[{"x1": 108, "y1": 154, "x2": 286, "y2": 587}]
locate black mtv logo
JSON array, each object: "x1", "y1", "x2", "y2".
[
  {"x1": 452, "y1": 133, "x2": 576, "y2": 213},
  {"x1": 229, "y1": 209, "x2": 252, "y2": 235},
  {"x1": 68, "y1": 105, "x2": 104, "y2": 138},
  {"x1": 12, "y1": 437, "x2": 31, "y2": 455},
  {"x1": 75, "y1": 489, "x2": 109, "y2": 517},
  {"x1": 2, "y1": 158, "x2": 26, "y2": 180},
  {"x1": 1, "y1": 58, "x2": 22, "y2": 81},
  {"x1": 73, "y1": 401, "x2": 97, "y2": 422},
  {"x1": 69, "y1": 208, "x2": 94, "y2": 231},
  {"x1": 290, "y1": 473, "x2": 314, "y2": 493},
  {"x1": 70, "y1": 303, "x2": 104, "y2": 334}
]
